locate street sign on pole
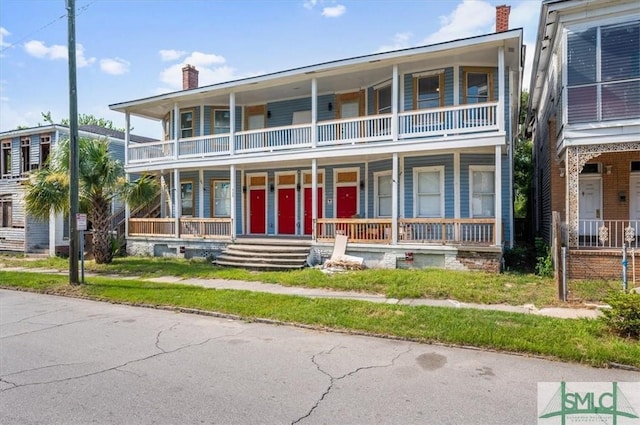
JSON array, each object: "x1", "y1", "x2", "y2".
[{"x1": 76, "y1": 213, "x2": 87, "y2": 231}]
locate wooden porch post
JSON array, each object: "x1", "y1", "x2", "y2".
[
  {"x1": 495, "y1": 145, "x2": 502, "y2": 246},
  {"x1": 230, "y1": 164, "x2": 236, "y2": 240},
  {"x1": 229, "y1": 92, "x2": 235, "y2": 155},
  {"x1": 198, "y1": 169, "x2": 204, "y2": 218},
  {"x1": 173, "y1": 103, "x2": 179, "y2": 160},
  {"x1": 124, "y1": 111, "x2": 130, "y2": 241},
  {"x1": 311, "y1": 78, "x2": 317, "y2": 149},
  {"x1": 173, "y1": 168, "x2": 180, "y2": 238},
  {"x1": 392, "y1": 65, "x2": 399, "y2": 141},
  {"x1": 497, "y1": 46, "x2": 505, "y2": 133},
  {"x1": 312, "y1": 158, "x2": 318, "y2": 240},
  {"x1": 392, "y1": 152, "x2": 399, "y2": 244}
]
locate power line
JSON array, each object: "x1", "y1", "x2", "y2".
[{"x1": 0, "y1": 1, "x2": 95, "y2": 55}]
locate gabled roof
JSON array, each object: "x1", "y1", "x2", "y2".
[{"x1": 110, "y1": 28, "x2": 523, "y2": 119}]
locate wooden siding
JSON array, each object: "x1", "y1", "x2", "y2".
[
  {"x1": 266, "y1": 94, "x2": 334, "y2": 128},
  {"x1": 403, "y1": 154, "x2": 455, "y2": 218}
]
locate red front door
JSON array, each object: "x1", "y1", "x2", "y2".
[
  {"x1": 250, "y1": 189, "x2": 266, "y2": 234},
  {"x1": 304, "y1": 187, "x2": 323, "y2": 235},
  {"x1": 337, "y1": 186, "x2": 357, "y2": 218},
  {"x1": 278, "y1": 188, "x2": 296, "y2": 234}
]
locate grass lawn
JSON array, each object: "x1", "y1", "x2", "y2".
[
  {"x1": 0, "y1": 270, "x2": 638, "y2": 369},
  {"x1": 0, "y1": 255, "x2": 620, "y2": 306}
]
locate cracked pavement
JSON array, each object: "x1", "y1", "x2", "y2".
[{"x1": 1, "y1": 289, "x2": 638, "y2": 425}]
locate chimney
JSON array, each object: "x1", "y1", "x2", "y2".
[
  {"x1": 182, "y1": 64, "x2": 199, "y2": 90},
  {"x1": 496, "y1": 5, "x2": 510, "y2": 33}
]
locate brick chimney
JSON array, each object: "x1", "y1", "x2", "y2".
[
  {"x1": 182, "y1": 64, "x2": 199, "y2": 90},
  {"x1": 496, "y1": 5, "x2": 511, "y2": 33}
]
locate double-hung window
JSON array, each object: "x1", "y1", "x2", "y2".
[
  {"x1": 180, "y1": 181, "x2": 194, "y2": 216},
  {"x1": 567, "y1": 21, "x2": 640, "y2": 123},
  {"x1": 470, "y1": 166, "x2": 495, "y2": 218},
  {"x1": 180, "y1": 110, "x2": 194, "y2": 138},
  {"x1": 0, "y1": 196, "x2": 12, "y2": 227},
  {"x1": 40, "y1": 135, "x2": 51, "y2": 167},
  {"x1": 1, "y1": 140, "x2": 11, "y2": 176},
  {"x1": 463, "y1": 68, "x2": 492, "y2": 104},
  {"x1": 20, "y1": 137, "x2": 30, "y2": 176},
  {"x1": 212, "y1": 180, "x2": 231, "y2": 217},
  {"x1": 415, "y1": 73, "x2": 444, "y2": 109},
  {"x1": 213, "y1": 109, "x2": 230, "y2": 134},
  {"x1": 376, "y1": 84, "x2": 392, "y2": 114},
  {"x1": 375, "y1": 172, "x2": 392, "y2": 217},
  {"x1": 414, "y1": 166, "x2": 444, "y2": 217}
]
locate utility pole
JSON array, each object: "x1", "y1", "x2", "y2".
[{"x1": 67, "y1": 0, "x2": 79, "y2": 285}]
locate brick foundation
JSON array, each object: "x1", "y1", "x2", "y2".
[{"x1": 568, "y1": 249, "x2": 640, "y2": 280}]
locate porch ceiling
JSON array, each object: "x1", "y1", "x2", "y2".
[{"x1": 113, "y1": 32, "x2": 522, "y2": 120}]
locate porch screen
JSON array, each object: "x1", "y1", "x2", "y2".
[
  {"x1": 213, "y1": 181, "x2": 231, "y2": 217},
  {"x1": 471, "y1": 170, "x2": 494, "y2": 217}
]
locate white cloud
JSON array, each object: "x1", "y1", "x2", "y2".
[
  {"x1": 100, "y1": 57, "x2": 130, "y2": 75},
  {"x1": 159, "y1": 49, "x2": 187, "y2": 62},
  {"x1": 423, "y1": 0, "x2": 494, "y2": 45},
  {"x1": 303, "y1": 0, "x2": 318, "y2": 10},
  {"x1": 375, "y1": 32, "x2": 413, "y2": 53},
  {"x1": 23, "y1": 40, "x2": 96, "y2": 67},
  {"x1": 322, "y1": 4, "x2": 346, "y2": 18},
  {"x1": 0, "y1": 27, "x2": 10, "y2": 47},
  {"x1": 157, "y1": 50, "x2": 262, "y2": 91}
]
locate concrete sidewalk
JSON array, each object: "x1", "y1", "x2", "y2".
[{"x1": 2, "y1": 266, "x2": 605, "y2": 319}]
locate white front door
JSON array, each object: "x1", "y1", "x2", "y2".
[
  {"x1": 630, "y1": 174, "x2": 640, "y2": 221},
  {"x1": 578, "y1": 177, "x2": 602, "y2": 236}
]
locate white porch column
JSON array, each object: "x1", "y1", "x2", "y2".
[
  {"x1": 173, "y1": 169, "x2": 180, "y2": 238},
  {"x1": 454, "y1": 152, "x2": 461, "y2": 219},
  {"x1": 312, "y1": 159, "x2": 318, "y2": 239},
  {"x1": 124, "y1": 112, "x2": 130, "y2": 166},
  {"x1": 199, "y1": 104, "x2": 205, "y2": 136},
  {"x1": 392, "y1": 152, "x2": 399, "y2": 244},
  {"x1": 497, "y1": 46, "x2": 505, "y2": 133},
  {"x1": 198, "y1": 169, "x2": 204, "y2": 218},
  {"x1": 173, "y1": 103, "x2": 180, "y2": 160},
  {"x1": 229, "y1": 93, "x2": 236, "y2": 155},
  {"x1": 160, "y1": 174, "x2": 166, "y2": 218},
  {"x1": 392, "y1": 65, "x2": 399, "y2": 141},
  {"x1": 230, "y1": 165, "x2": 236, "y2": 240},
  {"x1": 311, "y1": 78, "x2": 317, "y2": 148},
  {"x1": 495, "y1": 146, "x2": 502, "y2": 246}
]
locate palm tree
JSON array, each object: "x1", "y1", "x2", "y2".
[{"x1": 25, "y1": 137, "x2": 158, "y2": 264}]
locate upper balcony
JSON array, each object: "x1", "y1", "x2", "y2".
[
  {"x1": 112, "y1": 29, "x2": 523, "y2": 172},
  {"x1": 128, "y1": 102, "x2": 501, "y2": 167}
]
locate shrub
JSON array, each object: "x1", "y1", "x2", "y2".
[
  {"x1": 601, "y1": 291, "x2": 640, "y2": 339},
  {"x1": 534, "y1": 237, "x2": 553, "y2": 277}
]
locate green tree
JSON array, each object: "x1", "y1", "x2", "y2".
[
  {"x1": 35, "y1": 111, "x2": 126, "y2": 132},
  {"x1": 514, "y1": 91, "x2": 533, "y2": 220},
  {"x1": 25, "y1": 137, "x2": 157, "y2": 265}
]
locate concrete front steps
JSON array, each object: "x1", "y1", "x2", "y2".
[{"x1": 213, "y1": 238, "x2": 312, "y2": 270}]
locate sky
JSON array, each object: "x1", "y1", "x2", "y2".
[{"x1": 0, "y1": 0, "x2": 541, "y2": 138}]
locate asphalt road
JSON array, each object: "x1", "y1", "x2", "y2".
[{"x1": 1, "y1": 289, "x2": 638, "y2": 425}]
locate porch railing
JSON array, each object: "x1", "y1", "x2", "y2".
[
  {"x1": 399, "y1": 102, "x2": 498, "y2": 138},
  {"x1": 316, "y1": 218, "x2": 393, "y2": 244},
  {"x1": 180, "y1": 218, "x2": 233, "y2": 239},
  {"x1": 315, "y1": 218, "x2": 495, "y2": 245},
  {"x1": 577, "y1": 220, "x2": 639, "y2": 249},
  {"x1": 129, "y1": 218, "x2": 175, "y2": 237},
  {"x1": 317, "y1": 115, "x2": 392, "y2": 145},
  {"x1": 127, "y1": 103, "x2": 503, "y2": 165},
  {"x1": 234, "y1": 124, "x2": 312, "y2": 153},
  {"x1": 398, "y1": 218, "x2": 495, "y2": 245}
]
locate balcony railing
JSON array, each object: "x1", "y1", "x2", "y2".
[
  {"x1": 316, "y1": 218, "x2": 393, "y2": 244},
  {"x1": 128, "y1": 217, "x2": 232, "y2": 239},
  {"x1": 127, "y1": 103, "x2": 502, "y2": 165},
  {"x1": 577, "y1": 220, "x2": 639, "y2": 249},
  {"x1": 398, "y1": 218, "x2": 496, "y2": 245}
]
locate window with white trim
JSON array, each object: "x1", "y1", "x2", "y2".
[
  {"x1": 40, "y1": 135, "x2": 51, "y2": 167},
  {"x1": 0, "y1": 195, "x2": 12, "y2": 227},
  {"x1": 374, "y1": 172, "x2": 392, "y2": 217},
  {"x1": 212, "y1": 180, "x2": 231, "y2": 217},
  {"x1": 470, "y1": 166, "x2": 495, "y2": 218},
  {"x1": 376, "y1": 85, "x2": 392, "y2": 114},
  {"x1": 1, "y1": 140, "x2": 10, "y2": 176},
  {"x1": 180, "y1": 110, "x2": 194, "y2": 138},
  {"x1": 414, "y1": 166, "x2": 444, "y2": 217},
  {"x1": 567, "y1": 21, "x2": 640, "y2": 123},
  {"x1": 415, "y1": 73, "x2": 444, "y2": 109},
  {"x1": 20, "y1": 137, "x2": 30, "y2": 176},
  {"x1": 213, "y1": 109, "x2": 230, "y2": 134}
]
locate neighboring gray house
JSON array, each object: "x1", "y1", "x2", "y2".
[{"x1": 0, "y1": 124, "x2": 156, "y2": 254}]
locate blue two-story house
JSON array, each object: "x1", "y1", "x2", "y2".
[{"x1": 110, "y1": 11, "x2": 523, "y2": 272}]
